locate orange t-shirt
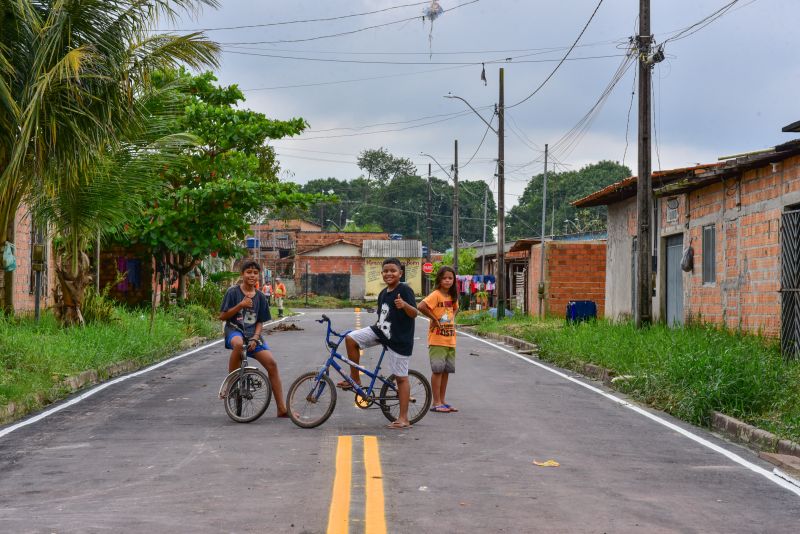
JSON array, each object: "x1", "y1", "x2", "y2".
[{"x1": 422, "y1": 290, "x2": 458, "y2": 347}]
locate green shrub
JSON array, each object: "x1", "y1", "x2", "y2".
[
  {"x1": 82, "y1": 285, "x2": 119, "y2": 324},
  {"x1": 209, "y1": 271, "x2": 239, "y2": 285},
  {"x1": 187, "y1": 280, "x2": 223, "y2": 314}
]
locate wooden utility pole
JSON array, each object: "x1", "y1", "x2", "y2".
[
  {"x1": 538, "y1": 144, "x2": 548, "y2": 317},
  {"x1": 635, "y1": 0, "x2": 653, "y2": 327},
  {"x1": 426, "y1": 163, "x2": 433, "y2": 294},
  {"x1": 497, "y1": 67, "x2": 506, "y2": 319},
  {"x1": 453, "y1": 139, "x2": 459, "y2": 274}
]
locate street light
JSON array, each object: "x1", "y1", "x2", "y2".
[
  {"x1": 444, "y1": 68, "x2": 506, "y2": 318},
  {"x1": 419, "y1": 152, "x2": 451, "y2": 179}
]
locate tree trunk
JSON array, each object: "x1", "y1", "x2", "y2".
[{"x1": 54, "y1": 251, "x2": 92, "y2": 326}]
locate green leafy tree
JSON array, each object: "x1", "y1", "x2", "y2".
[
  {"x1": 124, "y1": 69, "x2": 320, "y2": 302},
  {"x1": 506, "y1": 160, "x2": 631, "y2": 240},
  {"x1": 0, "y1": 0, "x2": 219, "y2": 317},
  {"x1": 357, "y1": 148, "x2": 416, "y2": 185}
]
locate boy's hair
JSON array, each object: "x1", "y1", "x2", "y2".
[
  {"x1": 382, "y1": 257, "x2": 403, "y2": 270},
  {"x1": 435, "y1": 265, "x2": 458, "y2": 302},
  {"x1": 240, "y1": 259, "x2": 261, "y2": 273}
]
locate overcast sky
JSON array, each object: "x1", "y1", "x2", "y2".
[{"x1": 167, "y1": 0, "x2": 800, "y2": 209}]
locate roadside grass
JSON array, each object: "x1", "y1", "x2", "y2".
[
  {"x1": 470, "y1": 315, "x2": 800, "y2": 443},
  {"x1": 0, "y1": 305, "x2": 219, "y2": 421}
]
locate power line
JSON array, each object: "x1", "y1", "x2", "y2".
[
  {"x1": 219, "y1": 0, "x2": 481, "y2": 45},
  {"x1": 228, "y1": 39, "x2": 624, "y2": 57},
  {"x1": 224, "y1": 48, "x2": 627, "y2": 66},
  {"x1": 152, "y1": 1, "x2": 432, "y2": 32},
  {"x1": 507, "y1": 0, "x2": 606, "y2": 109}
]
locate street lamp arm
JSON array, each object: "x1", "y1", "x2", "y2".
[
  {"x1": 419, "y1": 152, "x2": 451, "y2": 179},
  {"x1": 444, "y1": 94, "x2": 498, "y2": 135}
]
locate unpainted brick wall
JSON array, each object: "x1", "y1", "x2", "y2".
[
  {"x1": 682, "y1": 154, "x2": 800, "y2": 337},
  {"x1": 6, "y1": 203, "x2": 56, "y2": 313},
  {"x1": 536, "y1": 241, "x2": 606, "y2": 318}
]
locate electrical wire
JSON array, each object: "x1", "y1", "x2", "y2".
[
  {"x1": 224, "y1": 48, "x2": 626, "y2": 66},
  {"x1": 661, "y1": 0, "x2": 747, "y2": 44},
  {"x1": 459, "y1": 114, "x2": 496, "y2": 171},
  {"x1": 621, "y1": 63, "x2": 637, "y2": 168},
  {"x1": 241, "y1": 64, "x2": 470, "y2": 91},
  {"x1": 507, "y1": 0, "x2": 605, "y2": 109},
  {"x1": 152, "y1": 1, "x2": 433, "y2": 32},
  {"x1": 219, "y1": 0, "x2": 480, "y2": 46}
]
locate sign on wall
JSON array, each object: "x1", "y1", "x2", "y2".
[{"x1": 364, "y1": 257, "x2": 422, "y2": 298}]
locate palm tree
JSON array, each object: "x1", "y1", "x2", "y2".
[{"x1": 0, "y1": 0, "x2": 219, "y2": 315}]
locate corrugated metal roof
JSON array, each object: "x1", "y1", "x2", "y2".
[{"x1": 362, "y1": 240, "x2": 422, "y2": 258}]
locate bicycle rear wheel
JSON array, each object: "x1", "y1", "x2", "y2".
[
  {"x1": 379, "y1": 369, "x2": 432, "y2": 425},
  {"x1": 224, "y1": 369, "x2": 272, "y2": 423},
  {"x1": 287, "y1": 371, "x2": 337, "y2": 428}
]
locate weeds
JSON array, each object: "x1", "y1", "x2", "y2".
[{"x1": 474, "y1": 317, "x2": 800, "y2": 443}]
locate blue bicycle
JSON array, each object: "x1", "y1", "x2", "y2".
[{"x1": 287, "y1": 314, "x2": 432, "y2": 428}]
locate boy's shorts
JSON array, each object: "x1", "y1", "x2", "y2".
[
  {"x1": 347, "y1": 326, "x2": 409, "y2": 377},
  {"x1": 225, "y1": 331, "x2": 269, "y2": 355},
  {"x1": 429, "y1": 345, "x2": 455, "y2": 373}
]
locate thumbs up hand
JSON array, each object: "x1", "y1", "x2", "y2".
[{"x1": 394, "y1": 293, "x2": 405, "y2": 309}]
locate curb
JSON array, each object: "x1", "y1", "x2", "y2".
[
  {"x1": 461, "y1": 326, "x2": 800, "y2": 461},
  {"x1": 0, "y1": 336, "x2": 209, "y2": 425}
]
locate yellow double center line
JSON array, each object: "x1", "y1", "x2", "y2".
[{"x1": 328, "y1": 435, "x2": 386, "y2": 534}]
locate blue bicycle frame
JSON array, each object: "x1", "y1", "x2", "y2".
[{"x1": 312, "y1": 314, "x2": 397, "y2": 403}]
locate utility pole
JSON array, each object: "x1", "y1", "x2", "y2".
[
  {"x1": 635, "y1": 0, "x2": 653, "y2": 328},
  {"x1": 538, "y1": 144, "x2": 548, "y2": 317},
  {"x1": 453, "y1": 139, "x2": 459, "y2": 274},
  {"x1": 427, "y1": 163, "x2": 433, "y2": 294},
  {"x1": 496, "y1": 67, "x2": 506, "y2": 319},
  {"x1": 481, "y1": 183, "x2": 488, "y2": 276}
]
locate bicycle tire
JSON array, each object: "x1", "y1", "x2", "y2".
[
  {"x1": 379, "y1": 369, "x2": 432, "y2": 425},
  {"x1": 223, "y1": 369, "x2": 272, "y2": 423},
  {"x1": 287, "y1": 371, "x2": 337, "y2": 429}
]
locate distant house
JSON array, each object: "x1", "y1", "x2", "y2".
[
  {"x1": 574, "y1": 129, "x2": 800, "y2": 358},
  {"x1": 1, "y1": 202, "x2": 56, "y2": 314}
]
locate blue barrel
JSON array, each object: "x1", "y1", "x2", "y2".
[{"x1": 566, "y1": 300, "x2": 597, "y2": 322}]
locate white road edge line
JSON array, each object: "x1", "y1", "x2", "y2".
[
  {"x1": 459, "y1": 329, "x2": 800, "y2": 498},
  {"x1": 0, "y1": 317, "x2": 291, "y2": 440}
]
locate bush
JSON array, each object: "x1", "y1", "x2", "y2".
[
  {"x1": 209, "y1": 271, "x2": 239, "y2": 285},
  {"x1": 82, "y1": 285, "x2": 119, "y2": 324},
  {"x1": 187, "y1": 280, "x2": 224, "y2": 314}
]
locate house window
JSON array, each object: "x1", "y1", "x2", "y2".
[
  {"x1": 702, "y1": 224, "x2": 716, "y2": 284},
  {"x1": 666, "y1": 198, "x2": 679, "y2": 224}
]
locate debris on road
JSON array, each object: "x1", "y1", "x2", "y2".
[
  {"x1": 532, "y1": 459, "x2": 560, "y2": 467},
  {"x1": 273, "y1": 322, "x2": 304, "y2": 332}
]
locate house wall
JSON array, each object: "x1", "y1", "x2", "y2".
[
  {"x1": 544, "y1": 241, "x2": 606, "y2": 318},
  {"x1": 6, "y1": 203, "x2": 56, "y2": 313},
  {"x1": 528, "y1": 245, "x2": 544, "y2": 316},
  {"x1": 605, "y1": 197, "x2": 637, "y2": 320},
  {"x1": 99, "y1": 245, "x2": 154, "y2": 307},
  {"x1": 676, "y1": 154, "x2": 800, "y2": 336}
]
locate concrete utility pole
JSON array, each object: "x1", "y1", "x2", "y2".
[
  {"x1": 538, "y1": 144, "x2": 548, "y2": 317},
  {"x1": 635, "y1": 0, "x2": 653, "y2": 328},
  {"x1": 497, "y1": 67, "x2": 506, "y2": 319},
  {"x1": 453, "y1": 139, "x2": 459, "y2": 274}
]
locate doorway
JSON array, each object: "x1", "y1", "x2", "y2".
[{"x1": 665, "y1": 234, "x2": 684, "y2": 326}]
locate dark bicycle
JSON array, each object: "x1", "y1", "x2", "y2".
[
  {"x1": 218, "y1": 327, "x2": 272, "y2": 423},
  {"x1": 287, "y1": 314, "x2": 432, "y2": 428}
]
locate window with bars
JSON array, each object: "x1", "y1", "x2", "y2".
[
  {"x1": 702, "y1": 224, "x2": 716, "y2": 284},
  {"x1": 666, "y1": 198, "x2": 679, "y2": 224}
]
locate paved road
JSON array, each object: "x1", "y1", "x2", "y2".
[{"x1": 1, "y1": 309, "x2": 798, "y2": 533}]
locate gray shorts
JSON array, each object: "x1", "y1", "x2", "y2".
[{"x1": 347, "y1": 327, "x2": 410, "y2": 377}]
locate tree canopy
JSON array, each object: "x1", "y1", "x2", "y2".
[{"x1": 506, "y1": 160, "x2": 631, "y2": 239}]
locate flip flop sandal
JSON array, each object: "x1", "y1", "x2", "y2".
[
  {"x1": 336, "y1": 380, "x2": 357, "y2": 391},
  {"x1": 443, "y1": 404, "x2": 458, "y2": 412},
  {"x1": 430, "y1": 405, "x2": 450, "y2": 413},
  {"x1": 387, "y1": 421, "x2": 412, "y2": 429}
]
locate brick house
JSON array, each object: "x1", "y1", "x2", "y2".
[
  {"x1": 1, "y1": 202, "x2": 56, "y2": 314},
  {"x1": 574, "y1": 133, "x2": 800, "y2": 357},
  {"x1": 525, "y1": 237, "x2": 607, "y2": 318}
]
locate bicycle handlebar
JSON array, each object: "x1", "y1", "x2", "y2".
[{"x1": 317, "y1": 314, "x2": 344, "y2": 338}]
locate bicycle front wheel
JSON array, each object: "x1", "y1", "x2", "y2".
[
  {"x1": 287, "y1": 371, "x2": 337, "y2": 428},
  {"x1": 224, "y1": 369, "x2": 272, "y2": 423},
  {"x1": 379, "y1": 369, "x2": 432, "y2": 425}
]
